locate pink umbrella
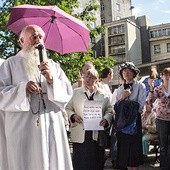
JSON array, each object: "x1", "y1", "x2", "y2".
[{"x1": 7, "y1": 4, "x2": 90, "y2": 54}]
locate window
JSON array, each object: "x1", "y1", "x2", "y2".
[
  {"x1": 167, "y1": 28, "x2": 170, "y2": 36},
  {"x1": 150, "y1": 31, "x2": 154, "y2": 38},
  {"x1": 109, "y1": 35, "x2": 125, "y2": 45},
  {"x1": 116, "y1": 3, "x2": 120, "y2": 11},
  {"x1": 167, "y1": 43, "x2": 170, "y2": 52},
  {"x1": 113, "y1": 27, "x2": 119, "y2": 34},
  {"x1": 101, "y1": 16, "x2": 105, "y2": 25},
  {"x1": 150, "y1": 30, "x2": 162, "y2": 38},
  {"x1": 109, "y1": 46, "x2": 125, "y2": 55},
  {"x1": 157, "y1": 30, "x2": 162, "y2": 37},
  {"x1": 117, "y1": 25, "x2": 124, "y2": 34},
  {"x1": 109, "y1": 46, "x2": 115, "y2": 54},
  {"x1": 108, "y1": 25, "x2": 124, "y2": 36},
  {"x1": 101, "y1": 3, "x2": 104, "y2": 11},
  {"x1": 162, "y1": 28, "x2": 170, "y2": 36},
  {"x1": 109, "y1": 37, "x2": 115, "y2": 45},
  {"x1": 154, "y1": 45, "x2": 161, "y2": 54},
  {"x1": 150, "y1": 28, "x2": 170, "y2": 38},
  {"x1": 108, "y1": 27, "x2": 113, "y2": 35},
  {"x1": 117, "y1": 35, "x2": 125, "y2": 44}
]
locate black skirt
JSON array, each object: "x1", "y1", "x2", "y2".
[
  {"x1": 116, "y1": 114, "x2": 143, "y2": 167},
  {"x1": 72, "y1": 131, "x2": 105, "y2": 170}
]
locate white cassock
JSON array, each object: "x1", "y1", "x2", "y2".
[
  {"x1": 0, "y1": 51, "x2": 73, "y2": 170},
  {"x1": 0, "y1": 58, "x2": 5, "y2": 66}
]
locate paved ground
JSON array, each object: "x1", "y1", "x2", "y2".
[
  {"x1": 69, "y1": 140, "x2": 161, "y2": 170},
  {"x1": 104, "y1": 152, "x2": 160, "y2": 170}
]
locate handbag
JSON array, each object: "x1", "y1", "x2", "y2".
[
  {"x1": 114, "y1": 100, "x2": 139, "y2": 135},
  {"x1": 121, "y1": 116, "x2": 137, "y2": 135}
]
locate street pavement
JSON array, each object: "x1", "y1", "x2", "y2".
[
  {"x1": 69, "y1": 139, "x2": 161, "y2": 170},
  {"x1": 104, "y1": 152, "x2": 161, "y2": 170}
]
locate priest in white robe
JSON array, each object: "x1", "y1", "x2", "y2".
[{"x1": 0, "y1": 25, "x2": 73, "y2": 170}]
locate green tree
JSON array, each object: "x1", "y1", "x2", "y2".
[
  {"x1": 50, "y1": 50, "x2": 115, "y2": 83},
  {"x1": 0, "y1": 0, "x2": 115, "y2": 83}
]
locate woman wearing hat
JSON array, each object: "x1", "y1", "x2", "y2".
[{"x1": 113, "y1": 62, "x2": 146, "y2": 170}]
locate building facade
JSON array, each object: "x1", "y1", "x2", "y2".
[
  {"x1": 78, "y1": 0, "x2": 170, "y2": 84},
  {"x1": 104, "y1": 16, "x2": 142, "y2": 86},
  {"x1": 95, "y1": 0, "x2": 134, "y2": 58},
  {"x1": 100, "y1": 0, "x2": 133, "y2": 24},
  {"x1": 104, "y1": 17, "x2": 142, "y2": 65},
  {"x1": 138, "y1": 23, "x2": 170, "y2": 76}
]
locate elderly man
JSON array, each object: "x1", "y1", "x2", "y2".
[{"x1": 0, "y1": 25, "x2": 73, "y2": 170}]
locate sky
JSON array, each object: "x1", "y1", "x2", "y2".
[
  {"x1": 132, "y1": 0, "x2": 170, "y2": 25},
  {"x1": 0, "y1": 0, "x2": 170, "y2": 26}
]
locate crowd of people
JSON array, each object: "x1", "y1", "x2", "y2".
[{"x1": 0, "y1": 24, "x2": 170, "y2": 170}]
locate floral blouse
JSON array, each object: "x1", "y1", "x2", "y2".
[{"x1": 148, "y1": 86, "x2": 170, "y2": 121}]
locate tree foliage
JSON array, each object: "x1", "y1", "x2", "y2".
[
  {"x1": 0, "y1": 0, "x2": 115, "y2": 83},
  {"x1": 49, "y1": 49, "x2": 115, "y2": 83}
]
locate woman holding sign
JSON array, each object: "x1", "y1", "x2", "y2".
[{"x1": 66, "y1": 68, "x2": 113, "y2": 170}]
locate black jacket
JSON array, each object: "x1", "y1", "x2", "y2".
[{"x1": 114, "y1": 100, "x2": 139, "y2": 131}]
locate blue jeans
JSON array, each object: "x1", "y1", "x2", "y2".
[
  {"x1": 156, "y1": 119, "x2": 170, "y2": 169},
  {"x1": 142, "y1": 135, "x2": 150, "y2": 155}
]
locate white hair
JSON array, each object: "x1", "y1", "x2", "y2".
[{"x1": 19, "y1": 25, "x2": 45, "y2": 48}]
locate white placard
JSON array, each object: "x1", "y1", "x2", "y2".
[{"x1": 83, "y1": 100, "x2": 104, "y2": 131}]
